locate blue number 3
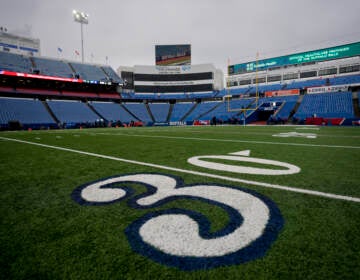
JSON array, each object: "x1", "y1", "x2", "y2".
[{"x1": 71, "y1": 173, "x2": 284, "y2": 271}]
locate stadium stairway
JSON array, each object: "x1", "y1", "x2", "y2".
[
  {"x1": 120, "y1": 104, "x2": 141, "y2": 122},
  {"x1": 352, "y1": 92, "x2": 360, "y2": 117},
  {"x1": 87, "y1": 102, "x2": 106, "y2": 121},
  {"x1": 29, "y1": 57, "x2": 37, "y2": 70},
  {"x1": 42, "y1": 100, "x2": 60, "y2": 125},
  {"x1": 196, "y1": 102, "x2": 223, "y2": 121},
  {"x1": 145, "y1": 103, "x2": 155, "y2": 123},
  {"x1": 180, "y1": 103, "x2": 199, "y2": 122},
  {"x1": 68, "y1": 63, "x2": 77, "y2": 76},
  {"x1": 272, "y1": 102, "x2": 285, "y2": 118},
  {"x1": 100, "y1": 67, "x2": 110, "y2": 80},
  {"x1": 166, "y1": 103, "x2": 174, "y2": 122},
  {"x1": 241, "y1": 98, "x2": 258, "y2": 119},
  {"x1": 288, "y1": 95, "x2": 304, "y2": 121}
]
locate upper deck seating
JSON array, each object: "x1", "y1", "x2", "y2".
[
  {"x1": 0, "y1": 51, "x2": 32, "y2": 73},
  {"x1": 32, "y1": 57, "x2": 74, "y2": 78}
]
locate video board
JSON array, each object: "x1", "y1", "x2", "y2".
[
  {"x1": 155, "y1": 44, "x2": 191, "y2": 66},
  {"x1": 228, "y1": 42, "x2": 360, "y2": 75}
]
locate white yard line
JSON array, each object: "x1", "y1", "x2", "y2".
[
  {"x1": 92, "y1": 132, "x2": 360, "y2": 149},
  {"x1": 1, "y1": 136, "x2": 359, "y2": 203}
]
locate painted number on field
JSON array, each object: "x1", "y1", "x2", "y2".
[
  {"x1": 273, "y1": 132, "x2": 317, "y2": 139},
  {"x1": 188, "y1": 150, "x2": 301, "y2": 175},
  {"x1": 72, "y1": 173, "x2": 284, "y2": 270}
]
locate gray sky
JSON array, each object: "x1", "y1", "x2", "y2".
[{"x1": 1, "y1": 0, "x2": 360, "y2": 74}]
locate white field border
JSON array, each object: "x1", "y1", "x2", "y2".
[
  {"x1": 92, "y1": 132, "x2": 360, "y2": 149},
  {"x1": 1, "y1": 136, "x2": 359, "y2": 203}
]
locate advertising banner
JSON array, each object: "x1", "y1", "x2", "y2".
[
  {"x1": 265, "y1": 89, "x2": 300, "y2": 97},
  {"x1": 307, "y1": 85, "x2": 348, "y2": 94}
]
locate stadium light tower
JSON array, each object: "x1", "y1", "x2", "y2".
[{"x1": 72, "y1": 10, "x2": 89, "y2": 63}]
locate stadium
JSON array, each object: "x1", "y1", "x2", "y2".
[{"x1": 1, "y1": 2, "x2": 360, "y2": 279}]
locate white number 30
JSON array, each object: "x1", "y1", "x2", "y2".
[{"x1": 72, "y1": 173, "x2": 283, "y2": 270}]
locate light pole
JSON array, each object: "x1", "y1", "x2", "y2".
[{"x1": 72, "y1": 10, "x2": 89, "y2": 63}]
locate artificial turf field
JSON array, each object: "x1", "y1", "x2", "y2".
[{"x1": 0, "y1": 125, "x2": 359, "y2": 279}]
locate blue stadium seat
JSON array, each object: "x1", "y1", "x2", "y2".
[
  {"x1": 184, "y1": 102, "x2": 220, "y2": 122},
  {"x1": 286, "y1": 79, "x2": 326, "y2": 89},
  {"x1": 0, "y1": 97, "x2": 55, "y2": 126},
  {"x1": 123, "y1": 103, "x2": 152, "y2": 123},
  {"x1": 228, "y1": 87, "x2": 251, "y2": 96},
  {"x1": 101, "y1": 66, "x2": 123, "y2": 84},
  {"x1": 329, "y1": 74, "x2": 360, "y2": 85},
  {"x1": 91, "y1": 101, "x2": 134, "y2": 123},
  {"x1": 170, "y1": 102, "x2": 195, "y2": 122},
  {"x1": 32, "y1": 57, "x2": 74, "y2": 78},
  {"x1": 70, "y1": 62, "x2": 111, "y2": 81},
  {"x1": 249, "y1": 83, "x2": 283, "y2": 93},
  {"x1": 148, "y1": 103, "x2": 170, "y2": 123},
  {"x1": 276, "y1": 101, "x2": 297, "y2": 120},
  {"x1": 0, "y1": 51, "x2": 32, "y2": 73},
  {"x1": 259, "y1": 95, "x2": 298, "y2": 121},
  {"x1": 47, "y1": 100, "x2": 99, "y2": 124},
  {"x1": 199, "y1": 99, "x2": 254, "y2": 122},
  {"x1": 293, "y1": 92, "x2": 354, "y2": 120}
]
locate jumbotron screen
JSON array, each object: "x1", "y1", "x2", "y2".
[{"x1": 155, "y1": 44, "x2": 191, "y2": 66}]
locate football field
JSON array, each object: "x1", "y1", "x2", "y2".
[{"x1": 1, "y1": 125, "x2": 359, "y2": 279}]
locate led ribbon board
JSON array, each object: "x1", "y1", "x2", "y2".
[
  {"x1": 0, "y1": 70, "x2": 83, "y2": 83},
  {"x1": 229, "y1": 41, "x2": 360, "y2": 75}
]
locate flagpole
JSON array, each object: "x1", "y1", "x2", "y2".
[{"x1": 57, "y1": 47, "x2": 63, "y2": 59}]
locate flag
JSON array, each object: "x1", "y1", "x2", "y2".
[
  {"x1": 57, "y1": 47, "x2": 63, "y2": 53},
  {"x1": 75, "y1": 50, "x2": 80, "y2": 56}
]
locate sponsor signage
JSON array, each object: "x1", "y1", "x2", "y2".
[
  {"x1": 307, "y1": 85, "x2": 348, "y2": 94},
  {"x1": 135, "y1": 64, "x2": 215, "y2": 75},
  {"x1": 229, "y1": 41, "x2": 360, "y2": 75},
  {"x1": 134, "y1": 80, "x2": 213, "y2": 86},
  {"x1": 155, "y1": 65, "x2": 190, "y2": 74},
  {"x1": 265, "y1": 89, "x2": 300, "y2": 97}
]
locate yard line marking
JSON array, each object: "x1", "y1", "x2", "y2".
[
  {"x1": 1, "y1": 136, "x2": 359, "y2": 203},
  {"x1": 92, "y1": 132, "x2": 360, "y2": 149}
]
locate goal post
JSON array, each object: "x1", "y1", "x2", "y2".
[{"x1": 226, "y1": 52, "x2": 260, "y2": 114}]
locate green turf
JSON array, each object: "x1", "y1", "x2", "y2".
[{"x1": 1, "y1": 125, "x2": 359, "y2": 279}]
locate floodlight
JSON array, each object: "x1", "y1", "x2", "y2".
[
  {"x1": 72, "y1": 9, "x2": 89, "y2": 63},
  {"x1": 73, "y1": 10, "x2": 89, "y2": 24}
]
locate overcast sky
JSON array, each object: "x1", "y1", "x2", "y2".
[{"x1": 1, "y1": 0, "x2": 360, "y2": 74}]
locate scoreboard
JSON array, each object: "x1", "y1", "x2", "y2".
[{"x1": 155, "y1": 44, "x2": 191, "y2": 66}]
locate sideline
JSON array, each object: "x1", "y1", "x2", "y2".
[
  {"x1": 1, "y1": 136, "x2": 359, "y2": 203},
  {"x1": 92, "y1": 132, "x2": 360, "y2": 149}
]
